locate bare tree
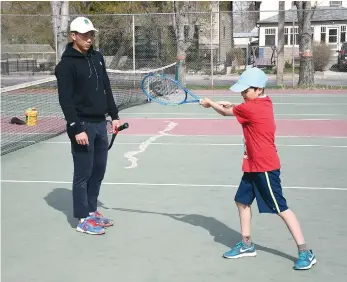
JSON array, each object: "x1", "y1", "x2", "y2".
[
  {"x1": 172, "y1": 1, "x2": 198, "y2": 83},
  {"x1": 51, "y1": 1, "x2": 69, "y2": 63},
  {"x1": 173, "y1": 1, "x2": 198, "y2": 60},
  {"x1": 294, "y1": 1, "x2": 316, "y2": 87}
]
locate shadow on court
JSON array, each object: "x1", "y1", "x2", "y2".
[
  {"x1": 43, "y1": 187, "x2": 106, "y2": 228},
  {"x1": 44, "y1": 188, "x2": 296, "y2": 263},
  {"x1": 109, "y1": 207, "x2": 297, "y2": 263}
]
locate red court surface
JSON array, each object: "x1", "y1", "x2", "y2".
[
  {"x1": 119, "y1": 118, "x2": 347, "y2": 137},
  {"x1": 1, "y1": 117, "x2": 65, "y2": 133},
  {"x1": 2, "y1": 117, "x2": 347, "y2": 137}
]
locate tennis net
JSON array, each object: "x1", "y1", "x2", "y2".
[{"x1": 1, "y1": 62, "x2": 178, "y2": 155}]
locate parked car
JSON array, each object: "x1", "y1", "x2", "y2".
[{"x1": 337, "y1": 42, "x2": 347, "y2": 71}]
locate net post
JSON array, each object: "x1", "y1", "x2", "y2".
[{"x1": 132, "y1": 14, "x2": 136, "y2": 89}]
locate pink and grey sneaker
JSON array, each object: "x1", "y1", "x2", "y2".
[
  {"x1": 90, "y1": 211, "x2": 114, "y2": 227},
  {"x1": 76, "y1": 217, "x2": 105, "y2": 235}
]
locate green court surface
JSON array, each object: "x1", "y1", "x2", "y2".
[{"x1": 1, "y1": 92, "x2": 347, "y2": 282}]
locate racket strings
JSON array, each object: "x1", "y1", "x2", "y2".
[{"x1": 146, "y1": 76, "x2": 186, "y2": 104}]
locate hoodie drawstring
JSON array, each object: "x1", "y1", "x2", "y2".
[
  {"x1": 85, "y1": 57, "x2": 92, "y2": 78},
  {"x1": 91, "y1": 58, "x2": 99, "y2": 91},
  {"x1": 85, "y1": 56, "x2": 99, "y2": 91}
]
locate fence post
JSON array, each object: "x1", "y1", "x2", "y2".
[
  {"x1": 277, "y1": 1, "x2": 285, "y2": 86},
  {"x1": 210, "y1": 11, "x2": 214, "y2": 90},
  {"x1": 292, "y1": 10, "x2": 295, "y2": 87},
  {"x1": 132, "y1": 14, "x2": 136, "y2": 73},
  {"x1": 55, "y1": 24, "x2": 59, "y2": 65}
]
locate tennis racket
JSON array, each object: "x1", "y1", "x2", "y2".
[
  {"x1": 141, "y1": 73, "x2": 201, "y2": 106},
  {"x1": 106, "y1": 120, "x2": 129, "y2": 150}
]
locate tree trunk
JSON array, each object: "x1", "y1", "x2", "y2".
[
  {"x1": 294, "y1": 1, "x2": 315, "y2": 87},
  {"x1": 173, "y1": 1, "x2": 197, "y2": 84},
  {"x1": 277, "y1": 1, "x2": 285, "y2": 85}
]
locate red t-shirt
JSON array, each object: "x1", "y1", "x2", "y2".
[{"x1": 233, "y1": 96, "x2": 281, "y2": 172}]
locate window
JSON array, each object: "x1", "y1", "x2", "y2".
[
  {"x1": 290, "y1": 27, "x2": 299, "y2": 45},
  {"x1": 329, "y1": 28, "x2": 338, "y2": 43},
  {"x1": 330, "y1": 1, "x2": 342, "y2": 6},
  {"x1": 284, "y1": 26, "x2": 309, "y2": 46},
  {"x1": 341, "y1": 26, "x2": 346, "y2": 43},
  {"x1": 311, "y1": 26, "x2": 314, "y2": 40},
  {"x1": 284, "y1": 28, "x2": 289, "y2": 45},
  {"x1": 321, "y1": 27, "x2": 326, "y2": 43},
  {"x1": 265, "y1": 28, "x2": 276, "y2": 46}
]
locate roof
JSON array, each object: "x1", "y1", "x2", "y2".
[
  {"x1": 1, "y1": 44, "x2": 55, "y2": 53},
  {"x1": 258, "y1": 6, "x2": 347, "y2": 24},
  {"x1": 234, "y1": 31, "x2": 258, "y2": 38}
]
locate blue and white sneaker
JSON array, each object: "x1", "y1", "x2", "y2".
[
  {"x1": 90, "y1": 211, "x2": 114, "y2": 227},
  {"x1": 294, "y1": 250, "x2": 316, "y2": 270},
  {"x1": 76, "y1": 217, "x2": 105, "y2": 235},
  {"x1": 223, "y1": 241, "x2": 257, "y2": 259}
]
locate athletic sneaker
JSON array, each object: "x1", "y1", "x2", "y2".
[
  {"x1": 294, "y1": 250, "x2": 316, "y2": 270},
  {"x1": 90, "y1": 211, "x2": 114, "y2": 227},
  {"x1": 76, "y1": 217, "x2": 105, "y2": 235},
  {"x1": 223, "y1": 241, "x2": 257, "y2": 259}
]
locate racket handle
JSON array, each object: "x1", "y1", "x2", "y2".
[{"x1": 117, "y1": 122, "x2": 129, "y2": 132}]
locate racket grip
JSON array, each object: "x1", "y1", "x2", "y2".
[{"x1": 117, "y1": 122, "x2": 129, "y2": 132}]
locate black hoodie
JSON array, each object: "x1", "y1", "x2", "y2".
[{"x1": 55, "y1": 42, "x2": 119, "y2": 134}]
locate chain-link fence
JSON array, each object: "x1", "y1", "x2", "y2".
[
  {"x1": 1, "y1": 8, "x2": 346, "y2": 155},
  {"x1": 1, "y1": 8, "x2": 347, "y2": 87}
]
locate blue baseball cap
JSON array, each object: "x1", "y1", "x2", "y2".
[{"x1": 230, "y1": 67, "x2": 268, "y2": 92}]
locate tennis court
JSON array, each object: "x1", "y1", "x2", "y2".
[{"x1": 1, "y1": 89, "x2": 347, "y2": 282}]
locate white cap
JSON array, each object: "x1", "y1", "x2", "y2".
[{"x1": 70, "y1": 17, "x2": 98, "y2": 33}]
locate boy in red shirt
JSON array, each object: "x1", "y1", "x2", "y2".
[{"x1": 199, "y1": 67, "x2": 316, "y2": 270}]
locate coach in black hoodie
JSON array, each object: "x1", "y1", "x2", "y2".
[{"x1": 55, "y1": 17, "x2": 119, "y2": 235}]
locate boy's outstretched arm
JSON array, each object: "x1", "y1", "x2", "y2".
[{"x1": 199, "y1": 98, "x2": 235, "y2": 116}]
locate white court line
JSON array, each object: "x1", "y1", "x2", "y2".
[
  {"x1": 1, "y1": 179, "x2": 346, "y2": 191},
  {"x1": 152, "y1": 102, "x2": 347, "y2": 106},
  {"x1": 7, "y1": 100, "x2": 347, "y2": 106},
  {"x1": 5, "y1": 134, "x2": 347, "y2": 140},
  {"x1": 276, "y1": 102, "x2": 347, "y2": 105},
  {"x1": 1, "y1": 133, "x2": 58, "y2": 135},
  {"x1": 123, "y1": 121, "x2": 178, "y2": 169},
  {"x1": 16, "y1": 141, "x2": 347, "y2": 148},
  {"x1": 202, "y1": 94, "x2": 347, "y2": 97},
  {"x1": 121, "y1": 117, "x2": 342, "y2": 121},
  {"x1": 120, "y1": 112, "x2": 343, "y2": 116}
]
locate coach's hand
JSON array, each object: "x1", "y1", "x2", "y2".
[
  {"x1": 75, "y1": 132, "x2": 89, "y2": 145},
  {"x1": 112, "y1": 119, "x2": 121, "y2": 133}
]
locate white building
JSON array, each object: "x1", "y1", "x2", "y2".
[{"x1": 257, "y1": 0, "x2": 347, "y2": 64}]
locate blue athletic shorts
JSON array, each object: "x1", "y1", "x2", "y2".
[{"x1": 234, "y1": 170, "x2": 289, "y2": 214}]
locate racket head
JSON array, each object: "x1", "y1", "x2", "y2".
[{"x1": 141, "y1": 73, "x2": 200, "y2": 106}]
